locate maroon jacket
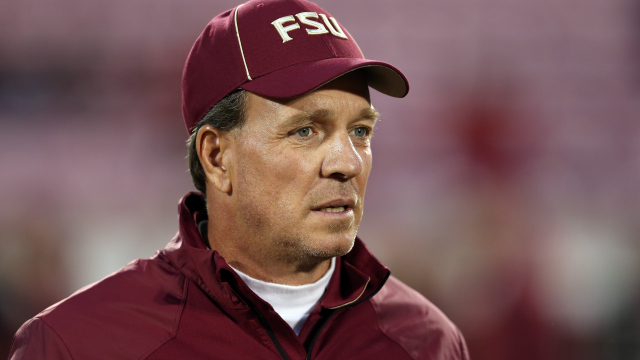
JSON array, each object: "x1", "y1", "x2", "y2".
[{"x1": 9, "y1": 193, "x2": 469, "y2": 360}]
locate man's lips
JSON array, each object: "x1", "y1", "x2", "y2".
[{"x1": 312, "y1": 198, "x2": 356, "y2": 213}]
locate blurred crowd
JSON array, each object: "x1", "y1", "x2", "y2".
[{"x1": 2, "y1": 0, "x2": 640, "y2": 359}]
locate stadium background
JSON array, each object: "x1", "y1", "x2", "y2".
[{"x1": 2, "y1": 1, "x2": 640, "y2": 359}]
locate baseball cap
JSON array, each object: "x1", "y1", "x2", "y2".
[{"x1": 182, "y1": 0, "x2": 409, "y2": 132}]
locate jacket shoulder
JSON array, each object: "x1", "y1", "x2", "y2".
[
  {"x1": 370, "y1": 275, "x2": 470, "y2": 360},
  {"x1": 9, "y1": 318, "x2": 72, "y2": 360},
  {"x1": 13, "y1": 256, "x2": 187, "y2": 360}
]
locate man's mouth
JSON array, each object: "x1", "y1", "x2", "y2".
[
  {"x1": 318, "y1": 206, "x2": 347, "y2": 213},
  {"x1": 312, "y1": 197, "x2": 356, "y2": 214}
]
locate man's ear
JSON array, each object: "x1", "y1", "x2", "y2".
[{"x1": 196, "y1": 125, "x2": 232, "y2": 194}]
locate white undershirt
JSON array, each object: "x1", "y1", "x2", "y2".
[{"x1": 229, "y1": 258, "x2": 336, "y2": 335}]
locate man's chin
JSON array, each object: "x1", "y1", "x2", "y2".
[
  {"x1": 272, "y1": 228, "x2": 357, "y2": 265},
  {"x1": 304, "y1": 233, "x2": 356, "y2": 259}
]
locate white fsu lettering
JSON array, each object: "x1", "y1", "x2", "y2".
[
  {"x1": 271, "y1": 15, "x2": 301, "y2": 43},
  {"x1": 296, "y1": 12, "x2": 328, "y2": 35},
  {"x1": 271, "y1": 12, "x2": 348, "y2": 43},
  {"x1": 318, "y1": 14, "x2": 347, "y2": 39}
]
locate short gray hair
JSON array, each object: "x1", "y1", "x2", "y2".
[{"x1": 186, "y1": 89, "x2": 247, "y2": 194}]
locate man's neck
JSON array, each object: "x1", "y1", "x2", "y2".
[{"x1": 225, "y1": 256, "x2": 332, "y2": 286}]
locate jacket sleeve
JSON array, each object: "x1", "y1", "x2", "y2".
[
  {"x1": 456, "y1": 327, "x2": 471, "y2": 360},
  {"x1": 8, "y1": 318, "x2": 73, "y2": 360}
]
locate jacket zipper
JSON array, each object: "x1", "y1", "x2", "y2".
[
  {"x1": 237, "y1": 286, "x2": 361, "y2": 360},
  {"x1": 236, "y1": 291, "x2": 291, "y2": 360},
  {"x1": 304, "y1": 309, "x2": 338, "y2": 360}
]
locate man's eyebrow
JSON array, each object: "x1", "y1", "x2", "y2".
[
  {"x1": 283, "y1": 107, "x2": 379, "y2": 127},
  {"x1": 359, "y1": 107, "x2": 380, "y2": 123}
]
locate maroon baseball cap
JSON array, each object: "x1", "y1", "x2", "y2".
[{"x1": 182, "y1": 0, "x2": 409, "y2": 132}]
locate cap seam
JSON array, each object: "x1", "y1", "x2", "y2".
[
  {"x1": 344, "y1": 28, "x2": 364, "y2": 57},
  {"x1": 234, "y1": 4, "x2": 252, "y2": 81},
  {"x1": 320, "y1": 29, "x2": 338, "y2": 58}
]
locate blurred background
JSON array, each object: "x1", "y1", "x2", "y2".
[{"x1": 1, "y1": 0, "x2": 640, "y2": 358}]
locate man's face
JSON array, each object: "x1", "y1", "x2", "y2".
[{"x1": 226, "y1": 72, "x2": 377, "y2": 266}]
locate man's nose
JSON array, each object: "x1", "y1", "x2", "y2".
[{"x1": 320, "y1": 132, "x2": 363, "y2": 180}]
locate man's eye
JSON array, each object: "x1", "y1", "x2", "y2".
[
  {"x1": 351, "y1": 127, "x2": 369, "y2": 137},
  {"x1": 296, "y1": 127, "x2": 312, "y2": 137}
]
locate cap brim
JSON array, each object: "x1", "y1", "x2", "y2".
[{"x1": 240, "y1": 57, "x2": 409, "y2": 100}]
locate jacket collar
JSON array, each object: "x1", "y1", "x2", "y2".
[{"x1": 161, "y1": 192, "x2": 390, "y2": 310}]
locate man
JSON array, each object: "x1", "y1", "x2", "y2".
[{"x1": 9, "y1": 0, "x2": 470, "y2": 359}]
